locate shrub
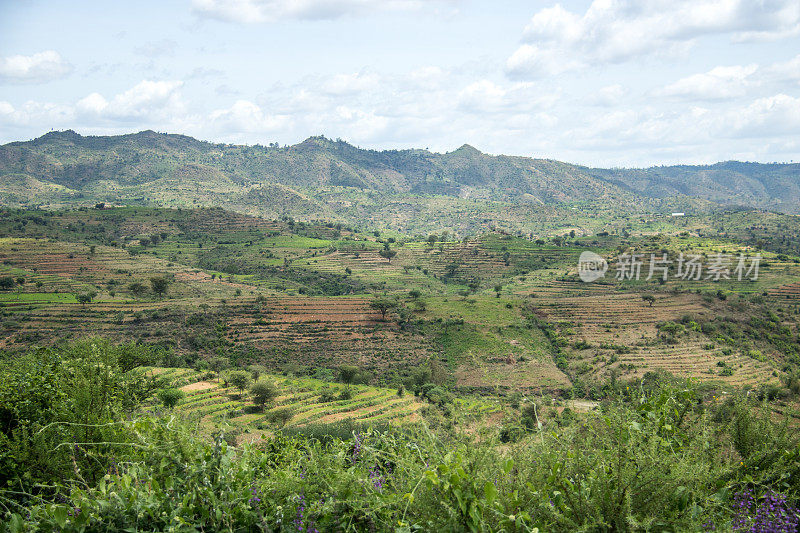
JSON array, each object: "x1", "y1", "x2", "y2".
[
  {"x1": 266, "y1": 407, "x2": 294, "y2": 427},
  {"x1": 250, "y1": 380, "x2": 279, "y2": 409},
  {"x1": 157, "y1": 388, "x2": 185, "y2": 409}
]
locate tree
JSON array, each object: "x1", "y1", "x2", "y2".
[
  {"x1": 150, "y1": 276, "x2": 169, "y2": 297},
  {"x1": 494, "y1": 284, "x2": 503, "y2": 298},
  {"x1": 642, "y1": 294, "x2": 655, "y2": 307},
  {"x1": 0, "y1": 276, "x2": 15, "y2": 290},
  {"x1": 339, "y1": 365, "x2": 360, "y2": 384},
  {"x1": 76, "y1": 291, "x2": 97, "y2": 305},
  {"x1": 370, "y1": 297, "x2": 397, "y2": 320},
  {"x1": 248, "y1": 364, "x2": 268, "y2": 381},
  {"x1": 250, "y1": 380, "x2": 279, "y2": 410},
  {"x1": 228, "y1": 371, "x2": 250, "y2": 395},
  {"x1": 379, "y1": 248, "x2": 397, "y2": 263},
  {"x1": 157, "y1": 388, "x2": 185, "y2": 409},
  {"x1": 128, "y1": 282, "x2": 146, "y2": 296}
]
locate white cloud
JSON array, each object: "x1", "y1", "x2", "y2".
[
  {"x1": 191, "y1": 0, "x2": 450, "y2": 23},
  {"x1": 0, "y1": 51, "x2": 72, "y2": 84},
  {"x1": 76, "y1": 81, "x2": 185, "y2": 121},
  {"x1": 457, "y1": 80, "x2": 507, "y2": 111},
  {"x1": 765, "y1": 54, "x2": 800, "y2": 84},
  {"x1": 209, "y1": 100, "x2": 288, "y2": 133},
  {"x1": 0, "y1": 100, "x2": 75, "y2": 127},
  {"x1": 660, "y1": 64, "x2": 759, "y2": 100},
  {"x1": 507, "y1": 1, "x2": 800, "y2": 78},
  {"x1": 506, "y1": 44, "x2": 579, "y2": 78},
  {"x1": 725, "y1": 93, "x2": 800, "y2": 137}
]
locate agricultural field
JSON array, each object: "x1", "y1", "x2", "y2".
[
  {"x1": 2, "y1": 206, "x2": 800, "y2": 533},
  {"x1": 142, "y1": 367, "x2": 426, "y2": 444},
  {"x1": 2, "y1": 205, "x2": 799, "y2": 398}
]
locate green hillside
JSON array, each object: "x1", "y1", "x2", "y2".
[{"x1": 3, "y1": 130, "x2": 796, "y2": 237}]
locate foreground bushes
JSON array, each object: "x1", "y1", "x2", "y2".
[{"x1": 2, "y1": 341, "x2": 800, "y2": 531}]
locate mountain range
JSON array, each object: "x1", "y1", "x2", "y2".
[{"x1": 1, "y1": 130, "x2": 798, "y2": 235}]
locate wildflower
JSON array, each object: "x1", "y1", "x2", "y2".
[
  {"x1": 249, "y1": 484, "x2": 261, "y2": 504},
  {"x1": 732, "y1": 489, "x2": 800, "y2": 532}
]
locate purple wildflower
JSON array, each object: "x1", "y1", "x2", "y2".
[
  {"x1": 732, "y1": 489, "x2": 800, "y2": 533},
  {"x1": 249, "y1": 484, "x2": 261, "y2": 504}
]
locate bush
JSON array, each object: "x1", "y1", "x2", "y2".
[
  {"x1": 251, "y1": 380, "x2": 279, "y2": 409},
  {"x1": 266, "y1": 407, "x2": 294, "y2": 427},
  {"x1": 157, "y1": 387, "x2": 185, "y2": 409}
]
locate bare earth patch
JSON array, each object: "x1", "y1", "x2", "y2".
[{"x1": 180, "y1": 381, "x2": 217, "y2": 392}]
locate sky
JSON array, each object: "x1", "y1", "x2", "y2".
[{"x1": 1, "y1": 0, "x2": 799, "y2": 167}]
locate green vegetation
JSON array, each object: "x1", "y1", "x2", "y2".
[
  {"x1": 0, "y1": 191, "x2": 799, "y2": 530},
  {"x1": 2, "y1": 131, "x2": 799, "y2": 238},
  {"x1": 2, "y1": 341, "x2": 800, "y2": 531}
]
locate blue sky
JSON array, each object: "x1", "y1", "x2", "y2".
[{"x1": 1, "y1": 0, "x2": 799, "y2": 166}]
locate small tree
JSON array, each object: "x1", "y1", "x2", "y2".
[
  {"x1": 228, "y1": 371, "x2": 251, "y2": 396},
  {"x1": 76, "y1": 291, "x2": 97, "y2": 305},
  {"x1": 379, "y1": 248, "x2": 397, "y2": 263},
  {"x1": 248, "y1": 364, "x2": 268, "y2": 381},
  {"x1": 128, "y1": 282, "x2": 146, "y2": 296},
  {"x1": 370, "y1": 297, "x2": 397, "y2": 320},
  {"x1": 150, "y1": 276, "x2": 169, "y2": 297},
  {"x1": 0, "y1": 276, "x2": 15, "y2": 290},
  {"x1": 642, "y1": 294, "x2": 655, "y2": 307},
  {"x1": 267, "y1": 407, "x2": 294, "y2": 427},
  {"x1": 339, "y1": 365, "x2": 360, "y2": 384},
  {"x1": 158, "y1": 388, "x2": 185, "y2": 409},
  {"x1": 251, "y1": 380, "x2": 279, "y2": 410}
]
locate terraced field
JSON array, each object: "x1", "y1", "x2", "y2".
[
  {"x1": 145, "y1": 367, "x2": 424, "y2": 444},
  {"x1": 1, "y1": 207, "x2": 798, "y2": 397},
  {"x1": 528, "y1": 280, "x2": 780, "y2": 386}
]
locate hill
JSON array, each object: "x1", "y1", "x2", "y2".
[
  {"x1": 2, "y1": 206, "x2": 799, "y2": 396},
  {"x1": 2, "y1": 130, "x2": 797, "y2": 235}
]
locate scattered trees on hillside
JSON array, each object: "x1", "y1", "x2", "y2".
[
  {"x1": 248, "y1": 364, "x2": 268, "y2": 381},
  {"x1": 339, "y1": 365, "x2": 360, "y2": 384},
  {"x1": 379, "y1": 248, "x2": 397, "y2": 263}
]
